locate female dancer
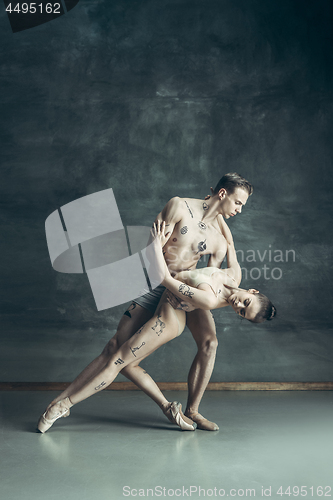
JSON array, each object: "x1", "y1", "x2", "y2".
[{"x1": 37, "y1": 218, "x2": 276, "y2": 433}]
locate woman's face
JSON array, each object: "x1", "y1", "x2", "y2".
[{"x1": 227, "y1": 288, "x2": 261, "y2": 321}]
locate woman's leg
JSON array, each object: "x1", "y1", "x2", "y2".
[
  {"x1": 46, "y1": 303, "x2": 153, "y2": 409},
  {"x1": 121, "y1": 362, "x2": 196, "y2": 430},
  {"x1": 46, "y1": 301, "x2": 181, "y2": 410},
  {"x1": 123, "y1": 360, "x2": 168, "y2": 408},
  {"x1": 69, "y1": 302, "x2": 185, "y2": 405},
  {"x1": 38, "y1": 303, "x2": 189, "y2": 430}
]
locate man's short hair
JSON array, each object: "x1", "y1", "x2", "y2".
[{"x1": 213, "y1": 173, "x2": 253, "y2": 196}]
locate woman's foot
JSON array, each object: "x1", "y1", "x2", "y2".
[
  {"x1": 37, "y1": 397, "x2": 73, "y2": 433},
  {"x1": 185, "y1": 411, "x2": 219, "y2": 431},
  {"x1": 46, "y1": 399, "x2": 70, "y2": 417},
  {"x1": 161, "y1": 402, "x2": 197, "y2": 431}
]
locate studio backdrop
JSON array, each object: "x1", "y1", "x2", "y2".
[{"x1": 1, "y1": 0, "x2": 332, "y2": 384}]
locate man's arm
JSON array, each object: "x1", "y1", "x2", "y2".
[
  {"x1": 206, "y1": 253, "x2": 224, "y2": 269},
  {"x1": 215, "y1": 215, "x2": 242, "y2": 285}
]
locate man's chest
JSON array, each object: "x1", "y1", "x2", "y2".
[{"x1": 170, "y1": 216, "x2": 223, "y2": 256}]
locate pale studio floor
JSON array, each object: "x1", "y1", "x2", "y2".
[{"x1": 0, "y1": 391, "x2": 332, "y2": 500}]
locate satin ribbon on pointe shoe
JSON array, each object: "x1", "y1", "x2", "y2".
[{"x1": 162, "y1": 402, "x2": 197, "y2": 431}]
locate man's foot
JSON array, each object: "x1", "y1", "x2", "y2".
[
  {"x1": 161, "y1": 402, "x2": 197, "y2": 431},
  {"x1": 185, "y1": 411, "x2": 219, "y2": 431}
]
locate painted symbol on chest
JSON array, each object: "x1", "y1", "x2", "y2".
[
  {"x1": 196, "y1": 239, "x2": 206, "y2": 254},
  {"x1": 198, "y1": 221, "x2": 206, "y2": 230},
  {"x1": 203, "y1": 202, "x2": 209, "y2": 211},
  {"x1": 180, "y1": 226, "x2": 188, "y2": 235},
  {"x1": 184, "y1": 201, "x2": 194, "y2": 218}
]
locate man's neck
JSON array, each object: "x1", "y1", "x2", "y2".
[{"x1": 200, "y1": 194, "x2": 223, "y2": 221}]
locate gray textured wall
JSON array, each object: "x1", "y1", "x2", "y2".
[{"x1": 1, "y1": 0, "x2": 332, "y2": 382}]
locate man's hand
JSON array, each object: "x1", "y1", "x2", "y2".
[{"x1": 166, "y1": 290, "x2": 196, "y2": 312}]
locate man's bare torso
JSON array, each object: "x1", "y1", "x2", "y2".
[{"x1": 163, "y1": 198, "x2": 227, "y2": 273}]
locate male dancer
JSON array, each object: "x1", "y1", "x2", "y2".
[{"x1": 48, "y1": 173, "x2": 253, "y2": 431}]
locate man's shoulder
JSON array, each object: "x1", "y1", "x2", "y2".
[
  {"x1": 168, "y1": 195, "x2": 182, "y2": 204},
  {"x1": 164, "y1": 196, "x2": 184, "y2": 211},
  {"x1": 161, "y1": 196, "x2": 186, "y2": 221},
  {"x1": 162, "y1": 196, "x2": 204, "y2": 219}
]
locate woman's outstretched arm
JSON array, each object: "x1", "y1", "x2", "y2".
[{"x1": 162, "y1": 275, "x2": 218, "y2": 310}]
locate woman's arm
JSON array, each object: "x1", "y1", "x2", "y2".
[
  {"x1": 162, "y1": 275, "x2": 218, "y2": 310},
  {"x1": 217, "y1": 215, "x2": 242, "y2": 285}
]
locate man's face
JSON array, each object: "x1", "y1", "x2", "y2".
[{"x1": 219, "y1": 187, "x2": 249, "y2": 219}]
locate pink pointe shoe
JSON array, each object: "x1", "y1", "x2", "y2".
[
  {"x1": 37, "y1": 397, "x2": 73, "y2": 433},
  {"x1": 162, "y1": 402, "x2": 197, "y2": 431}
]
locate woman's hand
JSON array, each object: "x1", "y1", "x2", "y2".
[
  {"x1": 148, "y1": 220, "x2": 170, "y2": 285},
  {"x1": 151, "y1": 220, "x2": 168, "y2": 248}
]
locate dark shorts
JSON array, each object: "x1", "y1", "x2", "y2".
[{"x1": 133, "y1": 285, "x2": 166, "y2": 314}]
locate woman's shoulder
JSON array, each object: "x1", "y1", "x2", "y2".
[{"x1": 213, "y1": 268, "x2": 239, "y2": 286}]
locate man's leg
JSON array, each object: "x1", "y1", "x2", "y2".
[{"x1": 184, "y1": 309, "x2": 219, "y2": 431}]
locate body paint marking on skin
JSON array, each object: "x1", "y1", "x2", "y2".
[
  {"x1": 95, "y1": 381, "x2": 107, "y2": 390},
  {"x1": 184, "y1": 201, "x2": 194, "y2": 218},
  {"x1": 152, "y1": 315, "x2": 166, "y2": 336},
  {"x1": 114, "y1": 358, "x2": 124, "y2": 366},
  {"x1": 196, "y1": 239, "x2": 207, "y2": 254},
  {"x1": 179, "y1": 284, "x2": 194, "y2": 299},
  {"x1": 130, "y1": 342, "x2": 146, "y2": 357},
  {"x1": 123, "y1": 303, "x2": 136, "y2": 318}
]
